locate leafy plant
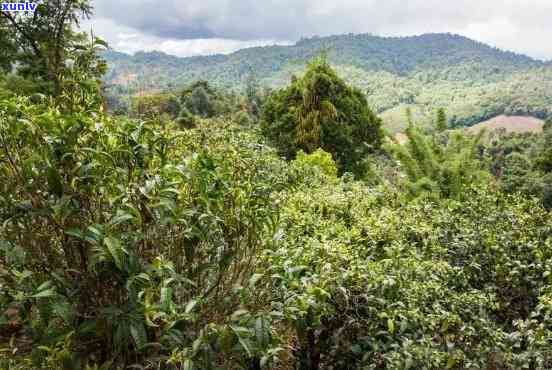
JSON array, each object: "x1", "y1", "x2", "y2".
[{"x1": 262, "y1": 57, "x2": 383, "y2": 175}]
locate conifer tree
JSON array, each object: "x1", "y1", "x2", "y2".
[
  {"x1": 436, "y1": 108, "x2": 448, "y2": 132},
  {"x1": 262, "y1": 57, "x2": 383, "y2": 175}
]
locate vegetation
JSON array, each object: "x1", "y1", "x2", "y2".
[
  {"x1": 262, "y1": 58, "x2": 383, "y2": 175},
  {"x1": 102, "y1": 33, "x2": 552, "y2": 132},
  {"x1": 488, "y1": 121, "x2": 552, "y2": 209},
  {"x1": 1, "y1": 4, "x2": 552, "y2": 369},
  {"x1": 130, "y1": 93, "x2": 180, "y2": 120},
  {"x1": 0, "y1": 0, "x2": 104, "y2": 96},
  {"x1": 386, "y1": 126, "x2": 489, "y2": 199}
]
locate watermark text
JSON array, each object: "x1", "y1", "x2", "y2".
[{"x1": 1, "y1": 2, "x2": 37, "y2": 12}]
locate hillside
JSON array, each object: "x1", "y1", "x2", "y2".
[
  {"x1": 103, "y1": 33, "x2": 552, "y2": 131},
  {"x1": 468, "y1": 115, "x2": 544, "y2": 134}
]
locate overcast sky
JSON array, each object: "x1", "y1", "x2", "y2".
[{"x1": 82, "y1": 0, "x2": 552, "y2": 60}]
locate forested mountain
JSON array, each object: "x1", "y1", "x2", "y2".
[{"x1": 103, "y1": 33, "x2": 552, "y2": 131}]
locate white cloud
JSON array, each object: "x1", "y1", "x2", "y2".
[
  {"x1": 81, "y1": 18, "x2": 288, "y2": 57},
  {"x1": 86, "y1": 0, "x2": 552, "y2": 59}
]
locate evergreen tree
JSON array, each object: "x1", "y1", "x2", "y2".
[
  {"x1": 245, "y1": 72, "x2": 263, "y2": 117},
  {"x1": 179, "y1": 80, "x2": 237, "y2": 119},
  {"x1": 406, "y1": 107, "x2": 414, "y2": 128},
  {"x1": 262, "y1": 57, "x2": 383, "y2": 175},
  {"x1": 190, "y1": 85, "x2": 213, "y2": 117},
  {"x1": 436, "y1": 108, "x2": 448, "y2": 132}
]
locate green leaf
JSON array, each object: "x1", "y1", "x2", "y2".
[
  {"x1": 130, "y1": 323, "x2": 147, "y2": 351},
  {"x1": 248, "y1": 273, "x2": 264, "y2": 288},
  {"x1": 185, "y1": 299, "x2": 198, "y2": 314},
  {"x1": 231, "y1": 309, "x2": 249, "y2": 321},
  {"x1": 32, "y1": 288, "x2": 56, "y2": 298},
  {"x1": 160, "y1": 287, "x2": 173, "y2": 310},
  {"x1": 387, "y1": 318, "x2": 395, "y2": 334},
  {"x1": 109, "y1": 212, "x2": 135, "y2": 227},
  {"x1": 446, "y1": 356, "x2": 457, "y2": 369},
  {"x1": 104, "y1": 236, "x2": 126, "y2": 270},
  {"x1": 36, "y1": 280, "x2": 53, "y2": 291},
  {"x1": 65, "y1": 228, "x2": 84, "y2": 239},
  {"x1": 230, "y1": 326, "x2": 253, "y2": 358},
  {"x1": 182, "y1": 359, "x2": 193, "y2": 370}
]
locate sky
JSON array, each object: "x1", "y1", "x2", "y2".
[{"x1": 82, "y1": 0, "x2": 552, "y2": 60}]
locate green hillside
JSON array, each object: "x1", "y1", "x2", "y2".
[{"x1": 103, "y1": 33, "x2": 552, "y2": 132}]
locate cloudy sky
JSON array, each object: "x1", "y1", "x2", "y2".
[{"x1": 82, "y1": 0, "x2": 552, "y2": 60}]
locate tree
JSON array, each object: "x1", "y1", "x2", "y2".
[
  {"x1": 130, "y1": 92, "x2": 180, "y2": 120},
  {"x1": 0, "y1": 0, "x2": 96, "y2": 95},
  {"x1": 262, "y1": 57, "x2": 383, "y2": 175},
  {"x1": 190, "y1": 85, "x2": 213, "y2": 117},
  {"x1": 245, "y1": 71, "x2": 262, "y2": 117},
  {"x1": 436, "y1": 108, "x2": 448, "y2": 132},
  {"x1": 0, "y1": 16, "x2": 17, "y2": 72},
  {"x1": 544, "y1": 118, "x2": 552, "y2": 133},
  {"x1": 180, "y1": 80, "x2": 231, "y2": 118},
  {"x1": 535, "y1": 120, "x2": 552, "y2": 173},
  {"x1": 406, "y1": 107, "x2": 414, "y2": 128},
  {"x1": 387, "y1": 127, "x2": 489, "y2": 199}
]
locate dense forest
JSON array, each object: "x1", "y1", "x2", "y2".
[
  {"x1": 102, "y1": 33, "x2": 552, "y2": 132},
  {"x1": 1, "y1": 1, "x2": 552, "y2": 370}
]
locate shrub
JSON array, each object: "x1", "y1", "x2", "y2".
[
  {"x1": 294, "y1": 149, "x2": 338, "y2": 178},
  {"x1": 130, "y1": 93, "x2": 180, "y2": 120},
  {"x1": 0, "y1": 97, "x2": 283, "y2": 368}
]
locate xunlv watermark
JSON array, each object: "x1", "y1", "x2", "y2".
[{"x1": 1, "y1": 2, "x2": 37, "y2": 12}]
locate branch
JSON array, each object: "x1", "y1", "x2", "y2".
[{"x1": 0, "y1": 11, "x2": 43, "y2": 60}]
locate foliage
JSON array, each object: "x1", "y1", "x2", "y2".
[
  {"x1": 262, "y1": 58, "x2": 383, "y2": 175},
  {"x1": 0, "y1": 0, "x2": 101, "y2": 96},
  {"x1": 262, "y1": 180, "x2": 552, "y2": 369},
  {"x1": 180, "y1": 80, "x2": 239, "y2": 119},
  {"x1": 102, "y1": 33, "x2": 552, "y2": 131},
  {"x1": 0, "y1": 96, "x2": 285, "y2": 368},
  {"x1": 130, "y1": 93, "x2": 180, "y2": 120},
  {"x1": 436, "y1": 108, "x2": 448, "y2": 132},
  {"x1": 487, "y1": 128, "x2": 552, "y2": 209},
  {"x1": 3, "y1": 14, "x2": 552, "y2": 370},
  {"x1": 386, "y1": 126, "x2": 490, "y2": 199},
  {"x1": 293, "y1": 149, "x2": 338, "y2": 179}
]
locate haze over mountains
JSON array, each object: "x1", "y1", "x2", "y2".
[{"x1": 103, "y1": 33, "x2": 552, "y2": 132}]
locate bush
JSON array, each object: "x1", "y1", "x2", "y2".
[
  {"x1": 293, "y1": 149, "x2": 338, "y2": 178},
  {"x1": 130, "y1": 93, "x2": 180, "y2": 120},
  {"x1": 0, "y1": 97, "x2": 284, "y2": 368},
  {"x1": 262, "y1": 180, "x2": 552, "y2": 369}
]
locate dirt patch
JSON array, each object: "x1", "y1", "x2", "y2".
[{"x1": 468, "y1": 115, "x2": 544, "y2": 134}]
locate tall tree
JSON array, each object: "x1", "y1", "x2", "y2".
[
  {"x1": 436, "y1": 108, "x2": 448, "y2": 132},
  {"x1": 0, "y1": 0, "x2": 95, "y2": 95},
  {"x1": 262, "y1": 57, "x2": 383, "y2": 175},
  {"x1": 245, "y1": 71, "x2": 262, "y2": 117}
]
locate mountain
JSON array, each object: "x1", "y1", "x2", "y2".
[{"x1": 103, "y1": 33, "x2": 552, "y2": 132}]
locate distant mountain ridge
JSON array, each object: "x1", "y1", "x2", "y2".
[{"x1": 103, "y1": 33, "x2": 552, "y2": 132}]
